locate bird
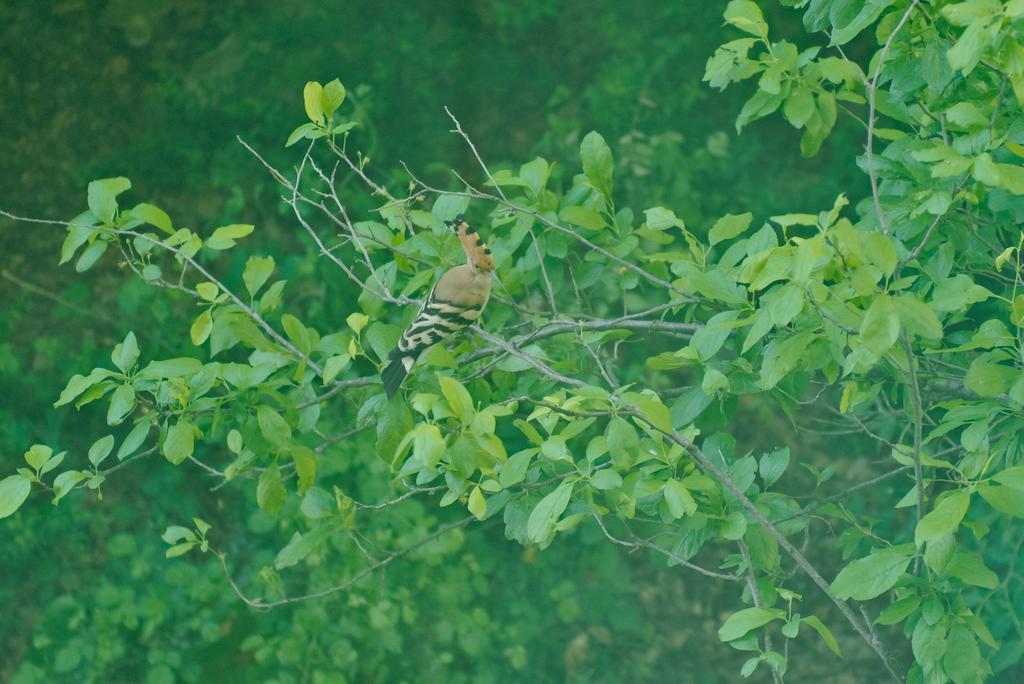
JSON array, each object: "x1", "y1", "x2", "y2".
[{"x1": 380, "y1": 214, "x2": 494, "y2": 397}]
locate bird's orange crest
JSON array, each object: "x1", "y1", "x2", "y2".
[{"x1": 446, "y1": 214, "x2": 494, "y2": 274}]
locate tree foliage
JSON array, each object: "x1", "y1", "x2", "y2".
[{"x1": 4, "y1": 1, "x2": 1024, "y2": 682}]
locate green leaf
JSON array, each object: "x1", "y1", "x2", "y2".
[
  {"x1": 559, "y1": 205, "x2": 607, "y2": 230},
  {"x1": 431, "y1": 194, "x2": 470, "y2": 221},
  {"x1": 191, "y1": 310, "x2": 213, "y2": 346},
  {"x1": 281, "y1": 314, "x2": 311, "y2": 354},
  {"x1": 723, "y1": 0, "x2": 768, "y2": 37},
  {"x1": 39, "y1": 451, "x2": 64, "y2": 475},
  {"x1": 111, "y1": 331, "x2": 140, "y2": 372},
  {"x1": 740, "y1": 657, "x2": 760, "y2": 678},
  {"x1": 718, "y1": 607, "x2": 782, "y2": 642},
  {"x1": 783, "y1": 87, "x2": 815, "y2": 128},
  {"x1": 346, "y1": 312, "x2": 368, "y2": 335},
  {"x1": 996, "y1": 246, "x2": 1016, "y2": 270},
  {"x1": 141, "y1": 264, "x2": 161, "y2": 281},
  {"x1": 519, "y1": 157, "x2": 550, "y2": 195},
  {"x1": 52, "y1": 470, "x2": 87, "y2": 502},
  {"x1": 60, "y1": 224, "x2": 96, "y2": 265},
  {"x1": 75, "y1": 239, "x2": 108, "y2": 272},
  {"x1": 944, "y1": 624, "x2": 981, "y2": 684},
  {"x1": 468, "y1": 486, "x2": 487, "y2": 520},
  {"x1": 499, "y1": 449, "x2": 536, "y2": 488},
  {"x1": 87, "y1": 177, "x2": 131, "y2": 223},
  {"x1": 912, "y1": 618, "x2": 949, "y2": 675},
  {"x1": 876, "y1": 594, "x2": 921, "y2": 625},
  {"x1": 915, "y1": 490, "x2": 970, "y2": 546},
  {"x1": 979, "y1": 484, "x2": 1024, "y2": 517},
  {"x1": 227, "y1": 429, "x2": 243, "y2": 455},
  {"x1": 117, "y1": 420, "x2": 151, "y2": 460},
  {"x1": 106, "y1": 384, "x2": 136, "y2": 425},
  {"x1": 286, "y1": 122, "x2": 320, "y2": 147},
  {"x1": 163, "y1": 421, "x2": 195, "y2": 465},
  {"x1": 992, "y1": 466, "x2": 1024, "y2": 490},
  {"x1": 527, "y1": 480, "x2": 575, "y2": 544},
  {"x1": 736, "y1": 88, "x2": 784, "y2": 132},
  {"x1": 301, "y1": 487, "x2": 334, "y2": 519},
  {"x1": 291, "y1": 445, "x2": 317, "y2": 495},
  {"x1": 257, "y1": 464, "x2": 287, "y2": 513},
  {"x1": 644, "y1": 206, "x2": 686, "y2": 231},
  {"x1": 363, "y1": 322, "x2": 401, "y2": 363},
  {"x1": 606, "y1": 416, "x2": 639, "y2": 469},
  {"x1": 743, "y1": 524, "x2": 778, "y2": 570},
  {"x1": 321, "y1": 78, "x2": 346, "y2": 116},
  {"x1": 663, "y1": 479, "x2": 698, "y2": 518},
  {"x1": 944, "y1": 102, "x2": 987, "y2": 129},
  {"x1": 621, "y1": 391, "x2": 673, "y2": 433},
  {"x1": 829, "y1": 0, "x2": 894, "y2": 46},
  {"x1": 303, "y1": 81, "x2": 325, "y2": 124},
  {"x1": 376, "y1": 396, "x2": 413, "y2": 464},
  {"x1": 139, "y1": 359, "x2": 203, "y2": 381},
  {"x1": 945, "y1": 551, "x2": 998, "y2": 589},
  {"x1": 994, "y1": 161, "x2": 1024, "y2": 194},
  {"x1": 892, "y1": 296, "x2": 943, "y2": 340},
  {"x1": 161, "y1": 525, "x2": 195, "y2": 544},
  {"x1": 709, "y1": 212, "x2": 753, "y2": 245},
  {"x1": 830, "y1": 545, "x2": 914, "y2": 600},
  {"x1": 243, "y1": 256, "x2": 275, "y2": 297},
  {"x1": 761, "y1": 331, "x2": 815, "y2": 389},
  {"x1": 580, "y1": 131, "x2": 613, "y2": 199},
  {"x1": 691, "y1": 310, "x2": 740, "y2": 360},
  {"x1": 129, "y1": 203, "x2": 173, "y2": 234},
  {"x1": 800, "y1": 615, "x2": 842, "y2": 657},
  {"x1": 438, "y1": 374, "x2": 474, "y2": 424},
  {"x1": 87, "y1": 435, "x2": 115, "y2": 468},
  {"x1": 322, "y1": 354, "x2": 351, "y2": 384},
  {"x1": 947, "y1": 19, "x2": 990, "y2": 74},
  {"x1": 590, "y1": 470, "x2": 623, "y2": 490},
  {"x1": 0, "y1": 475, "x2": 32, "y2": 519},
  {"x1": 930, "y1": 274, "x2": 991, "y2": 312},
  {"x1": 257, "y1": 406, "x2": 292, "y2": 448},
  {"x1": 195, "y1": 282, "x2": 218, "y2": 301},
  {"x1": 964, "y1": 359, "x2": 1016, "y2": 397},
  {"x1": 541, "y1": 437, "x2": 570, "y2": 462},
  {"x1": 702, "y1": 368, "x2": 730, "y2": 394},
  {"x1": 206, "y1": 224, "x2": 254, "y2": 250},
  {"x1": 275, "y1": 529, "x2": 323, "y2": 569},
  {"x1": 24, "y1": 444, "x2": 52, "y2": 471},
  {"x1": 721, "y1": 511, "x2": 747, "y2": 540},
  {"x1": 412, "y1": 423, "x2": 446, "y2": 468},
  {"x1": 758, "y1": 447, "x2": 790, "y2": 488},
  {"x1": 858, "y1": 294, "x2": 900, "y2": 357},
  {"x1": 165, "y1": 542, "x2": 195, "y2": 558}
]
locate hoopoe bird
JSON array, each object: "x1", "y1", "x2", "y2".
[{"x1": 381, "y1": 215, "x2": 494, "y2": 397}]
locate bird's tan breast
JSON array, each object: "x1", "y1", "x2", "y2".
[{"x1": 434, "y1": 265, "x2": 492, "y2": 307}]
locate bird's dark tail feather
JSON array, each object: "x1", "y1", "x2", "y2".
[{"x1": 381, "y1": 353, "x2": 410, "y2": 398}]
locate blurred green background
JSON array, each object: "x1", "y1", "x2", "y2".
[{"x1": 0, "y1": 1, "x2": 876, "y2": 682}]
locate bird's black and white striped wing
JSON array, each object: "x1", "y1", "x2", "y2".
[{"x1": 380, "y1": 283, "x2": 484, "y2": 397}]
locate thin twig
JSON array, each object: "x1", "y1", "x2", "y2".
[
  {"x1": 217, "y1": 516, "x2": 473, "y2": 609},
  {"x1": 866, "y1": 0, "x2": 920, "y2": 235},
  {"x1": 739, "y1": 539, "x2": 783, "y2": 684},
  {"x1": 1, "y1": 211, "x2": 324, "y2": 378},
  {"x1": 446, "y1": 107, "x2": 559, "y2": 315},
  {"x1": 590, "y1": 512, "x2": 741, "y2": 582},
  {"x1": 640, "y1": 417, "x2": 904, "y2": 681},
  {"x1": 900, "y1": 333, "x2": 926, "y2": 575}
]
